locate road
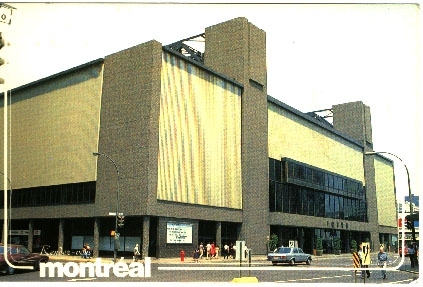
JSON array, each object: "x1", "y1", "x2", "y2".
[{"x1": 0, "y1": 252, "x2": 419, "y2": 284}]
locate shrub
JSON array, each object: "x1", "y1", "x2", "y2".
[
  {"x1": 334, "y1": 237, "x2": 341, "y2": 250},
  {"x1": 316, "y1": 237, "x2": 323, "y2": 250}
]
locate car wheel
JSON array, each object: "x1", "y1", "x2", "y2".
[
  {"x1": 272, "y1": 261, "x2": 277, "y2": 266},
  {"x1": 306, "y1": 258, "x2": 312, "y2": 265},
  {"x1": 289, "y1": 259, "x2": 295, "y2": 266},
  {"x1": 6, "y1": 266, "x2": 15, "y2": 275}
]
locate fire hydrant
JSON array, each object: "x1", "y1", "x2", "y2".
[{"x1": 180, "y1": 250, "x2": 185, "y2": 262}]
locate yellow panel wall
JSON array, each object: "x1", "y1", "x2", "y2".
[
  {"x1": 0, "y1": 64, "x2": 103, "y2": 189},
  {"x1": 268, "y1": 103, "x2": 364, "y2": 182},
  {"x1": 374, "y1": 158, "x2": 397, "y2": 227},
  {"x1": 158, "y1": 53, "x2": 242, "y2": 209}
]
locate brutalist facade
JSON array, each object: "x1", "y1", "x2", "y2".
[{"x1": 0, "y1": 18, "x2": 397, "y2": 258}]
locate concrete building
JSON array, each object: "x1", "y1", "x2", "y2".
[{"x1": 1, "y1": 17, "x2": 397, "y2": 258}]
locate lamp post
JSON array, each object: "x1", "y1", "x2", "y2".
[
  {"x1": 364, "y1": 151, "x2": 415, "y2": 241},
  {"x1": 93, "y1": 152, "x2": 120, "y2": 262}
]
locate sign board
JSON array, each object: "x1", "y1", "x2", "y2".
[
  {"x1": 166, "y1": 222, "x2": 193, "y2": 244},
  {"x1": 34, "y1": 230, "x2": 41, "y2": 235},
  {"x1": 288, "y1": 240, "x2": 298, "y2": 248},
  {"x1": 10, "y1": 230, "x2": 29, "y2": 236},
  {"x1": 361, "y1": 242, "x2": 371, "y2": 265}
]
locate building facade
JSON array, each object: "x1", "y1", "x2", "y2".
[{"x1": 1, "y1": 17, "x2": 397, "y2": 258}]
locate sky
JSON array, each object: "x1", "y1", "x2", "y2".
[{"x1": 1, "y1": 1, "x2": 421, "y2": 203}]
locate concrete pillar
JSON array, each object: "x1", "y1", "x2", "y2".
[
  {"x1": 58, "y1": 219, "x2": 64, "y2": 252},
  {"x1": 93, "y1": 218, "x2": 100, "y2": 258},
  {"x1": 205, "y1": 17, "x2": 269, "y2": 255},
  {"x1": 216, "y1": 221, "x2": 222, "y2": 252},
  {"x1": 28, "y1": 220, "x2": 34, "y2": 252},
  {"x1": 142, "y1": 216, "x2": 150, "y2": 259}
]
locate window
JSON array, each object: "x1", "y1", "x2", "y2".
[
  {"x1": 0, "y1": 181, "x2": 96, "y2": 208},
  {"x1": 269, "y1": 158, "x2": 367, "y2": 222}
]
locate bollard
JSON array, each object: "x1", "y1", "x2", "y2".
[{"x1": 180, "y1": 250, "x2": 185, "y2": 262}]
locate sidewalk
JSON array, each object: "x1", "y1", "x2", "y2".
[
  {"x1": 47, "y1": 251, "x2": 418, "y2": 270},
  {"x1": 48, "y1": 251, "x2": 357, "y2": 265}
]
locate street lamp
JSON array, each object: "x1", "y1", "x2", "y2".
[
  {"x1": 92, "y1": 152, "x2": 120, "y2": 262},
  {"x1": 364, "y1": 151, "x2": 415, "y2": 241}
]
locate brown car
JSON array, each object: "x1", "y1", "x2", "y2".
[{"x1": 0, "y1": 244, "x2": 49, "y2": 275}]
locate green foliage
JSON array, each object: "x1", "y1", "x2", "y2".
[
  {"x1": 315, "y1": 237, "x2": 323, "y2": 250},
  {"x1": 351, "y1": 239, "x2": 357, "y2": 252},
  {"x1": 333, "y1": 237, "x2": 341, "y2": 250},
  {"x1": 268, "y1": 234, "x2": 279, "y2": 251}
]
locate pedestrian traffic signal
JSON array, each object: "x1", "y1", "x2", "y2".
[{"x1": 117, "y1": 214, "x2": 125, "y2": 227}]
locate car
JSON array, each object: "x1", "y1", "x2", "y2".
[
  {"x1": 267, "y1": 246, "x2": 312, "y2": 266},
  {"x1": 0, "y1": 243, "x2": 49, "y2": 275},
  {"x1": 399, "y1": 247, "x2": 409, "y2": 257}
]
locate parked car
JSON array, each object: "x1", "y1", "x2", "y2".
[
  {"x1": 399, "y1": 246, "x2": 409, "y2": 257},
  {"x1": 267, "y1": 247, "x2": 312, "y2": 265},
  {"x1": 0, "y1": 243, "x2": 49, "y2": 275}
]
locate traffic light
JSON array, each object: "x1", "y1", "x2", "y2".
[
  {"x1": 117, "y1": 214, "x2": 125, "y2": 227},
  {"x1": 406, "y1": 219, "x2": 414, "y2": 229},
  {"x1": 0, "y1": 32, "x2": 5, "y2": 84}
]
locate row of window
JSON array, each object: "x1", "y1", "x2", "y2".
[
  {"x1": 0, "y1": 181, "x2": 96, "y2": 208},
  {"x1": 269, "y1": 180, "x2": 368, "y2": 222},
  {"x1": 270, "y1": 158, "x2": 365, "y2": 199},
  {"x1": 269, "y1": 158, "x2": 368, "y2": 222}
]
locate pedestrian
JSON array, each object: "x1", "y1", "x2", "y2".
[
  {"x1": 215, "y1": 245, "x2": 220, "y2": 258},
  {"x1": 133, "y1": 243, "x2": 140, "y2": 262},
  {"x1": 210, "y1": 242, "x2": 216, "y2": 259},
  {"x1": 358, "y1": 243, "x2": 370, "y2": 279},
  {"x1": 193, "y1": 247, "x2": 200, "y2": 263},
  {"x1": 199, "y1": 242, "x2": 204, "y2": 259},
  {"x1": 377, "y1": 246, "x2": 388, "y2": 279},
  {"x1": 83, "y1": 243, "x2": 92, "y2": 258},
  {"x1": 230, "y1": 243, "x2": 235, "y2": 259},
  {"x1": 223, "y1": 244, "x2": 229, "y2": 259},
  {"x1": 408, "y1": 244, "x2": 416, "y2": 268},
  {"x1": 206, "y1": 242, "x2": 211, "y2": 259}
]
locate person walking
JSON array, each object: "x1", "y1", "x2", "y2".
[
  {"x1": 377, "y1": 246, "x2": 388, "y2": 279},
  {"x1": 358, "y1": 244, "x2": 370, "y2": 279},
  {"x1": 193, "y1": 247, "x2": 200, "y2": 263},
  {"x1": 408, "y1": 244, "x2": 416, "y2": 268},
  {"x1": 199, "y1": 242, "x2": 204, "y2": 259},
  {"x1": 133, "y1": 243, "x2": 140, "y2": 262},
  {"x1": 206, "y1": 242, "x2": 211, "y2": 259},
  {"x1": 223, "y1": 244, "x2": 229, "y2": 259},
  {"x1": 210, "y1": 242, "x2": 216, "y2": 259}
]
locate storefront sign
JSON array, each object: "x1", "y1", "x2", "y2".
[{"x1": 166, "y1": 222, "x2": 192, "y2": 244}]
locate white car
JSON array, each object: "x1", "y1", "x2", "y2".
[{"x1": 267, "y1": 247, "x2": 312, "y2": 266}]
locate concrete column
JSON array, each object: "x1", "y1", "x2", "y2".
[
  {"x1": 205, "y1": 17, "x2": 269, "y2": 255},
  {"x1": 142, "y1": 216, "x2": 150, "y2": 259},
  {"x1": 58, "y1": 219, "x2": 64, "y2": 252},
  {"x1": 28, "y1": 220, "x2": 34, "y2": 252},
  {"x1": 216, "y1": 221, "x2": 222, "y2": 252},
  {"x1": 93, "y1": 218, "x2": 100, "y2": 258}
]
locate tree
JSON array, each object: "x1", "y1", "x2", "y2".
[{"x1": 268, "y1": 234, "x2": 279, "y2": 252}]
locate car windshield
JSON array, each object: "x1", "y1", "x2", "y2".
[
  {"x1": 15, "y1": 246, "x2": 31, "y2": 254},
  {"x1": 277, "y1": 247, "x2": 292, "y2": 253}
]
